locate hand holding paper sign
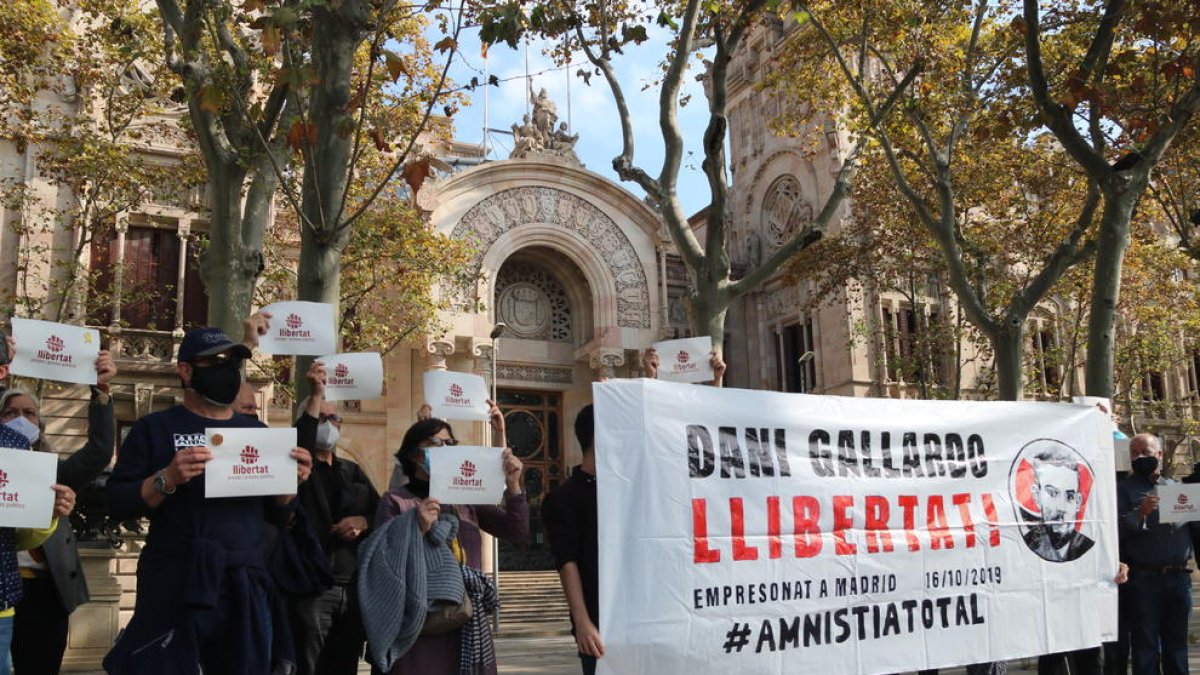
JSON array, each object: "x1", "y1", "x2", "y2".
[
  {"x1": 165, "y1": 446, "x2": 213, "y2": 490},
  {"x1": 52, "y1": 484, "x2": 75, "y2": 518},
  {"x1": 501, "y1": 447, "x2": 523, "y2": 494},
  {"x1": 241, "y1": 310, "x2": 273, "y2": 350}
]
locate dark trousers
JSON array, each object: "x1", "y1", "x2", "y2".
[
  {"x1": 1039, "y1": 648, "x2": 1101, "y2": 675},
  {"x1": 288, "y1": 583, "x2": 365, "y2": 675},
  {"x1": 12, "y1": 577, "x2": 70, "y2": 675},
  {"x1": 580, "y1": 654, "x2": 597, "y2": 675},
  {"x1": 1126, "y1": 570, "x2": 1192, "y2": 675}
]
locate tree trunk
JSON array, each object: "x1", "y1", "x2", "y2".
[
  {"x1": 201, "y1": 167, "x2": 256, "y2": 336},
  {"x1": 993, "y1": 326, "x2": 1025, "y2": 402},
  {"x1": 1084, "y1": 188, "x2": 1139, "y2": 398},
  {"x1": 689, "y1": 287, "x2": 729, "y2": 357}
]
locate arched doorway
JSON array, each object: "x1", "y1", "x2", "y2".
[{"x1": 494, "y1": 248, "x2": 591, "y2": 570}]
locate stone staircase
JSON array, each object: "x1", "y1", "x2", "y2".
[{"x1": 496, "y1": 570, "x2": 572, "y2": 637}]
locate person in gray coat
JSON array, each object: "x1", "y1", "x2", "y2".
[{"x1": 0, "y1": 350, "x2": 117, "y2": 675}]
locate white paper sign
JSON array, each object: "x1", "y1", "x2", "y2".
[
  {"x1": 204, "y1": 427, "x2": 297, "y2": 498},
  {"x1": 424, "y1": 371, "x2": 490, "y2": 421},
  {"x1": 653, "y1": 336, "x2": 715, "y2": 383},
  {"x1": 1157, "y1": 484, "x2": 1200, "y2": 523},
  {"x1": 318, "y1": 352, "x2": 382, "y2": 402},
  {"x1": 0, "y1": 447, "x2": 58, "y2": 528},
  {"x1": 258, "y1": 302, "x2": 336, "y2": 355},
  {"x1": 427, "y1": 445, "x2": 506, "y2": 505},
  {"x1": 9, "y1": 318, "x2": 100, "y2": 385},
  {"x1": 594, "y1": 379, "x2": 1118, "y2": 675}
]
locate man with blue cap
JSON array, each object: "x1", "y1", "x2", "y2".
[{"x1": 104, "y1": 324, "x2": 312, "y2": 675}]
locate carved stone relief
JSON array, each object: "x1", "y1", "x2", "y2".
[{"x1": 452, "y1": 187, "x2": 652, "y2": 328}]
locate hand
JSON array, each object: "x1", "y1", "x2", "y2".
[
  {"x1": 417, "y1": 403, "x2": 433, "y2": 421},
  {"x1": 487, "y1": 399, "x2": 506, "y2": 447},
  {"x1": 417, "y1": 498, "x2": 441, "y2": 534},
  {"x1": 575, "y1": 618, "x2": 605, "y2": 658},
  {"x1": 51, "y1": 484, "x2": 76, "y2": 518},
  {"x1": 331, "y1": 515, "x2": 369, "y2": 542},
  {"x1": 165, "y1": 446, "x2": 212, "y2": 487},
  {"x1": 306, "y1": 360, "x2": 327, "y2": 397},
  {"x1": 95, "y1": 350, "x2": 117, "y2": 385},
  {"x1": 709, "y1": 350, "x2": 726, "y2": 387},
  {"x1": 1114, "y1": 562, "x2": 1129, "y2": 585},
  {"x1": 643, "y1": 348, "x2": 659, "y2": 379},
  {"x1": 501, "y1": 447, "x2": 523, "y2": 494},
  {"x1": 291, "y1": 447, "x2": 313, "y2": 483},
  {"x1": 241, "y1": 311, "x2": 272, "y2": 349},
  {"x1": 1138, "y1": 494, "x2": 1159, "y2": 518}
]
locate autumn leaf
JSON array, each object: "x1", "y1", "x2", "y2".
[
  {"x1": 384, "y1": 50, "x2": 408, "y2": 82},
  {"x1": 198, "y1": 86, "x2": 223, "y2": 113},
  {"x1": 434, "y1": 36, "x2": 456, "y2": 53},
  {"x1": 481, "y1": 41, "x2": 489, "y2": 59},
  {"x1": 286, "y1": 120, "x2": 316, "y2": 152},
  {"x1": 402, "y1": 158, "x2": 434, "y2": 201},
  {"x1": 242, "y1": 0, "x2": 266, "y2": 11},
  {"x1": 261, "y1": 26, "x2": 280, "y2": 56},
  {"x1": 370, "y1": 128, "x2": 391, "y2": 153}
]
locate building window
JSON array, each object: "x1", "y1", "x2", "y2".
[
  {"x1": 1142, "y1": 370, "x2": 1165, "y2": 401},
  {"x1": 882, "y1": 305, "x2": 945, "y2": 386},
  {"x1": 775, "y1": 318, "x2": 816, "y2": 393},
  {"x1": 88, "y1": 223, "x2": 208, "y2": 330},
  {"x1": 1029, "y1": 324, "x2": 1062, "y2": 395}
]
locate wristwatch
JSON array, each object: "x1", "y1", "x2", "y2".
[{"x1": 153, "y1": 469, "x2": 177, "y2": 496}]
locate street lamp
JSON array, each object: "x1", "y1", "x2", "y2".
[
  {"x1": 798, "y1": 350, "x2": 814, "y2": 393},
  {"x1": 488, "y1": 321, "x2": 505, "y2": 631}
]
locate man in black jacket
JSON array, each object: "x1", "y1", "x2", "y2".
[
  {"x1": 290, "y1": 359, "x2": 379, "y2": 675},
  {"x1": 2, "y1": 350, "x2": 117, "y2": 675}
]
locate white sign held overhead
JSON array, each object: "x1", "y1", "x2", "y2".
[
  {"x1": 258, "y1": 301, "x2": 337, "y2": 355},
  {"x1": 427, "y1": 445, "x2": 506, "y2": 505},
  {"x1": 653, "y1": 336, "x2": 715, "y2": 384},
  {"x1": 9, "y1": 318, "x2": 100, "y2": 385},
  {"x1": 0, "y1": 447, "x2": 58, "y2": 529},
  {"x1": 204, "y1": 427, "x2": 297, "y2": 498},
  {"x1": 593, "y1": 379, "x2": 1118, "y2": 675},
  {"x1": 318, "y1": 352, "x2": 383, "y2": 402},
  {"x1": 424, "y1": 371, "x2": 491, "y2": 422}
]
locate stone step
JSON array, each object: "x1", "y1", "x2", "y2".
[{"x1": 496, "y1": 571, "x2": 571, "y2": 637}]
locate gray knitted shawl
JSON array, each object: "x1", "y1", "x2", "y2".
[{"x1": 357, "y1": 508, "x2": 465, "y2": 670}]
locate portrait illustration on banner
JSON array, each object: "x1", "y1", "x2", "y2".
[{"x1": 1009, "y1": 438, "x2": 1096, "y2": 563}]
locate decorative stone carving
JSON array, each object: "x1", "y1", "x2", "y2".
[
  {"x1": 762, "y1": 175, "x2": 813, "y2": 251},
  {"x1": 426, "y1": 338, "x2": 455, "y2": 371},
  {"x1": 133, "y1": 383, "x2": 155, "y2": 419},
  {"x1": 496, "y1": 262, "x2": 572, "y2": 341},
  {"x1": 496, "y1": 363, "x2": 574, "y2": 385},
  {"x1": 452, "y1": 187, "x2": 652, "y2": 328},
  {"x1": 471, "y1": 340, "x2": 495, "y2": 386},
  {"x1": 510, "y1": 89, "x2": 581, "y2": 165},
  {"x1": 588, "y1": 349, "x2": 625, "y2": 380}
]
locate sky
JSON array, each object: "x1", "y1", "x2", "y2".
[{"x1": 439, "y1": 21, "x2": 714, "y2": 216}]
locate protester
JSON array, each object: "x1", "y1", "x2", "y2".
[
  {"x1": 361, "y1": 405, "x2": 527, "y2": 674},
  {"x1": 103, "y1": 325, "x2": 313, "y2": 675},
  {"x1": 1117, "y1": 433, "x2": 1197, "y2": 675},
  {"x1": 0, "y1": 423, "x2": 74, "y2": 675},
  {"x1": 289, "y1": 360, "x2": 378, "y2": 675},
  {"x1": 541, "y1": 405, "x2": 601, "y2": 675},
  {"x1": 2, "y1": 350, "x2": 116, "y2": 675}
]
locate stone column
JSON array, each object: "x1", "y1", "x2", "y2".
[
  {"x1": 173, "y1": 219, "x2": 191, "y2": 332},
  {"x1": 589, "y1": 349, "x2": 625, "y2": 381},
  {"x1": 60, "y1": 548, "x2": 122, "y2": 671},
  {"x1": 425, "y1": 337, "x2": 455, "y2": 372},
  {"x1": 108, "y1": 215, "x2": 128, "y2": 357}
]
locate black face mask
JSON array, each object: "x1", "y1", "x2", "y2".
[
  {"x1": 245, "y1": 413, "x2": 260, "y2": 422},
  {"x1": 1132, "y1": 455, "x2": 1158, "y2": 478},
  {"x1": 189, "y1": 362, "x2": 242, "y2": 406}
]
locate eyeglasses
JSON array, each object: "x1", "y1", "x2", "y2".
[
  {"x1": 422, "y1": 437, "x2": 459, "y2": 448},
  {"x1": 319, "y1": 413, "x2": 343, "y2": 423},
  {"x1": 192, "y1": 352, "x2": 242, "y2": 367}
]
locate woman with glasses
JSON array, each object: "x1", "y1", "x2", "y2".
[{"x1": 370, "y1": 403, "x2": 528, "y2": 674}]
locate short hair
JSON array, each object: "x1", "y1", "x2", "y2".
[
  {"x1": 1031, "y1": 442, "x2": 1080, "y2": 472},
  {"x1": 0, "y1": 388, "x2": 50, "y2": 453},
  {"x1": 575, "y1": 404, "x2": 594, "y2": 454}
]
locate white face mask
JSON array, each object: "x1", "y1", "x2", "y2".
[
  {"x1": 316, "y1": 421, "x2": 340, "y2": 451},
  {"x1": 5, "y1": 416, "x2": 39, "y2": 445}
]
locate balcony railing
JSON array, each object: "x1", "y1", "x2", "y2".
[{"x1": 89, "y1": 326, "x2": 179, "y2": 364}]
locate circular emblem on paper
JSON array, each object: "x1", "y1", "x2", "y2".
[
  {"x1": 498, "y1": 282, "x2": 550, "y2": 339},
  {"x1": 210, "y1": 434, "x2": 224, "y2": 447},
  {"x1": 1009, "y1": 439, "x2": 1096, "y2": 563}
]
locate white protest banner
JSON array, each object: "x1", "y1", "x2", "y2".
[
  {"x1": 427, "y1": 445, "x2": 505, "y2": 505},
  {"x1": 1157, "y1": 484, "x2": 1200, "y2": 523},
  {"x1": 319, "y1": 352, "x2": 382, "y2": 402},
  {"x1": 424, "y1": 371, "x2": 490, "y2": 422},
  {"x1": 594, "y1": 379, "x2": 1118, "y2": 675},
  {"x1": 9, "y1": 318, "x2": 100, "y2": 385},
  {"x1": 258, "y1": 302, "x2": 336, "y2": 355},
  {"x1": 204, "y1": 427, "x2": 297, "y2": 498},
  {"x1": 0, "y1": 447, "x2": 58, "y2": 528},
  {"x1": 653, "y1": 336, "x2": 715, "y2": 384}
]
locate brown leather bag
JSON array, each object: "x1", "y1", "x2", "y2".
[{"x1": 420, "y1": 593, "x2": 473, "y2": 635}]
